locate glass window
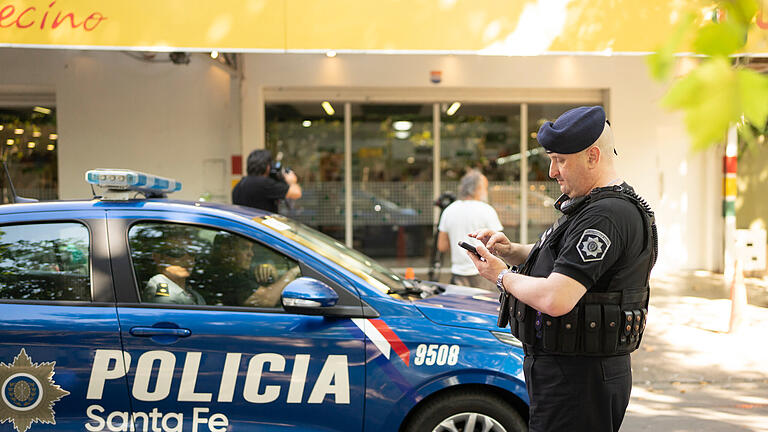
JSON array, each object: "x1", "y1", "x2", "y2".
[
  {"x1": 128, "y1": 223, "x2": 300, "y2": 308},
  {"x1": 351, "y1": 104, "x2": 433, "y2": 264},
  {"x1": 266, "y1": 102, "x2": 345, "y2": 242},
  {"x1": 0, "y1": 222, "x2": 90, "y2": 301},
  {"x1": 256, "y1": 215, "x2": 421, "y2": 296},
  {"x1": 441, "y1": 104, "x2": 522, "y2": 243},
  {"x1": 0, "y1": 107, "x2": 59, "y2": 202}
]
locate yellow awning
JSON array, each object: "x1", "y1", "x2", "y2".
[{"x1": 1, "y1": 0, "x2": 766, "y2": 54}]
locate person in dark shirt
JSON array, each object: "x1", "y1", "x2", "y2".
[
  {"x1": 206, "y1": 233, "x2": 299, "y2": 308},
  {"x1": 232, "y1": 150, "x2": 302, "y2": 213}
]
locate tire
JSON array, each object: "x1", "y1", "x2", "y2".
[{"x1": 402, "y1": 389, "x2": 528, "y2": 432}]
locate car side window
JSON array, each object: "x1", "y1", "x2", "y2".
[
  {"x1": 128, "y1": 223, "x2": 301, "y2": 308},
  {"x1": 0, "y1": 222, "x2": 91, "y2": 301}
]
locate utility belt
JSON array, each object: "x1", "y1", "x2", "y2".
[{"x1": 506, "y1": 287, "x2": 648, "y2": 356}]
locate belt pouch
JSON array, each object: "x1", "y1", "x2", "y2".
[
  {"x1": 637, "y1": 307, "x2": 648, "y2": 346},
  {"x1": 541, "y1": 314, "x2": 558, "y2": 350},
  {"x1": 631, "y1": 309, "x2": 642, "y2": 347},
  {"x1": 508, "y1": 297, "x2": 519, "y2": 336},
  {"x1": 620, "y1": 310, "x2": 633, "y2": 346},
  {"x1": 515, "y1": 300, "x2": 532, "y2": 344},
  {"x1": 559, "y1": 305, "x2": 579, "y2": 353},
  {"x1": 603, "y1": 305, "x2": 621, "y2": 353},
  {"x1": 497, "y1": 293, "x2": 511, "y2": 328},
  {"x1": 584, "y1": 304, "x2": 601, "y2": 353}
]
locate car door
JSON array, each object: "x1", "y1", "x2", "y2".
[
  {"x1": 107, "y1": 212, "x2": 365, "y2": 431},
  {"x1": 0, "y1": 210, "x2": 132, "y2": 432}
]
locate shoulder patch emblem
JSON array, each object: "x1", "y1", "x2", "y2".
[
  {"x1": 577, "y1": 229, "x2": 611, "y2": 262},
  {"x1": 155, "y1": 283, "x2": 170, "y2": 296}
]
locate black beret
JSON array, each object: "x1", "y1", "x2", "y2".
[{"x1": 537, "y1": 106, "x2": 607, "y2": 154}]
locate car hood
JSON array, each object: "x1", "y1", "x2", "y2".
[{"x1": 413, "y1": 283, "x2": 503, "y2": 330}]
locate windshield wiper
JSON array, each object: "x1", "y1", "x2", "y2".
[
  {"x1": 387, "y1": 279, "x2": 444, "y2": 297},
  {"x1": 412, "y1": 279, "x2": 446, "y2": 295},
  {"x1": 387, "y1": 284, "x2": 422, "y2": 296}
]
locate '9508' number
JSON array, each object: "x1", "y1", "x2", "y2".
[{"x1": 413, "y1": 344, "x2": 460, "y2": 366}]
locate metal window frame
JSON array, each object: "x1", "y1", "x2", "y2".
[{"x1": 262, "y1": 88, "x2": 604, "y2": 248}]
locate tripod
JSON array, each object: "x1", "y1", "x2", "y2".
[{"x1": 427, "y1": 192, "x2": 456, "y2": 282}]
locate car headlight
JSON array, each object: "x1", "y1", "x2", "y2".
[{"x1": 490, "y1": 330, "x2": 523, "y2": 348}]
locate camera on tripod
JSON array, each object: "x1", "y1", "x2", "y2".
[
  {"x1": 269, "y1": 161, "x2": 292, "y2": 183},
  {"x1": 434, "y1": 192, "x2": 456, "y2": 211}
]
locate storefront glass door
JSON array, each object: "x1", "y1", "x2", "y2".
[
  {"x1": 350, "y1": 104, "x2": 433, "y2": 264},
  {"x1": 264, "y1": 100, "x2": 603, "y2": 275},
  {"x1": 440, "y1": 104, "x2": 522, "y2": 244},
  {"x1": 265, "y1": 102, "x2": 345, "y2": 241},
  {"x1": 0, "y1": 106, "x2": 58, "y2": 202}
]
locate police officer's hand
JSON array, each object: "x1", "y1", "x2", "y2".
[
  {"x1": 469, "y1": 229, "x2": 512, "y2": 260},
  {"x1": 466, "y1": 244, "x2": 508, "y2": 283},
  {"x1": 254, "y1": 263, "x2": 277, "y2": 285},
  {"x1": 245, "y1": 266, "x2": 301, "y2": 308}
]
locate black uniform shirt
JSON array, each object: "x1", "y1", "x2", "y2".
[
  {"x1": 232, "y1": 175, "x2": 289, "y2": 213},
  {"x1": 526, "y1": 184, "x2": 646, "y2": 292},
  {"x1": 551, "y1": 188, "x2": 645, "y2": 292}
]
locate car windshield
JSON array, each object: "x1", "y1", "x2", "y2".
[{"x1": 254, "y1": 215, "x2": 418, "y2": 295}]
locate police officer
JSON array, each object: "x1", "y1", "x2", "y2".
[
  {"x1": 143, "y1": 235, "x2": 206, "y2": 305},
  {"x1": 145, "y1": 272, "x2": 205, "y2": 305},
  {"x1": 467, "y1": 106, "x2": 657, "y2": 432}
]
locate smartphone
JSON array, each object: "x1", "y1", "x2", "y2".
[{"x1": 458, "y1": 241, "x2": 482, "y2": 258}]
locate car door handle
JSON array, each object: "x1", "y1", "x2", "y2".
[{"x1": 129, "y1": 327, "x2": 191, "y2": 337}]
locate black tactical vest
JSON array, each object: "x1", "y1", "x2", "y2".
[{"x1": 506, "y1": 185, "x2": 657, "y2": 356}]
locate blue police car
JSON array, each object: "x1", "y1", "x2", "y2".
[{"x1": 0, "y1": 169, "x2": 528, "y2": 432}]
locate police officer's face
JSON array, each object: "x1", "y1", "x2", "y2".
[
  {"x1": 233, "y1": 241, "x2": 254, "y2": 270},
  {"x1": 547, "y1": 152, "x2": 590, "y2": 197},
  {"x1": 159, "y1": 251, "x2": 194, "y2": 280},
  {"x1": 156, "y1": 238, "x2": 195, "y2": 280}
]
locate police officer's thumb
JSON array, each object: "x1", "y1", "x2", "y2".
[{"x1": 476, "y1": 244, "x2": 494, "y2": 262}]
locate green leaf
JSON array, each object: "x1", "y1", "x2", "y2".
[
  {"x1": 737, "y1": 122, "x2": 757, "y2": 147},
  {"x1": 661, "y1": 70, "x2": 705, "y2": 110},
  {"x1": 737, "y1": 68, "x2": 768, "y2": 130},
  {"x1": 662, "y1": 58, "x2": 741, "y2": 149},
  {"x1": 693, "y1": 21, "x2": 745, "y2": 56},
  {"x1": 646, "y1": 52, "x2": 675, "y2": 82},
  {"x1": 649, "y1": 1, "x2": 767, "y2": 150},
  {"x1": 720, "y1": 0, "x2": 759, "y2": 26}
]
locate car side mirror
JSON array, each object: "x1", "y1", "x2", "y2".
[{"x1": 281, "y1": 277, "x2": 339, "y2": 313}]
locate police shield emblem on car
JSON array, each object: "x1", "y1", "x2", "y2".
[
  {"x1": 0, "y1": 169, "x2": 529, "y2": 432},
  {"x1": 0, "y1": 349, "x2": 70, "y2": 432}
]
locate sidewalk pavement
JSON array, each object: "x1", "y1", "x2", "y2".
[{"x1": 623, "y1": 271, "x2": 768, "y2": 431}]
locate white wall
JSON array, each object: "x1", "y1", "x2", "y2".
[
  {"x1": 0, "y1": 48, "x2": 240, "y2": 202},
  {"x1": 241, "y1": 53, "x2": 722, "y2": 272}
]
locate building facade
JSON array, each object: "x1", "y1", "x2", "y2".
[{"x1": 0, "y1": 48, "x2": 732, "y2": 275}]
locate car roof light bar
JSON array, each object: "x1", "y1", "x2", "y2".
[{"x1": 85, "y1": 168, "x2": 182, "y2": 200}]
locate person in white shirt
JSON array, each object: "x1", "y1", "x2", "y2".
[{"x1": 437, "y1": 169, "x2": 503, "y2": 291}]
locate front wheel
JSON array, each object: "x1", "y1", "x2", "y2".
[{"x1": 402, "y1": 390, "x2": 527, "y2": 432}]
